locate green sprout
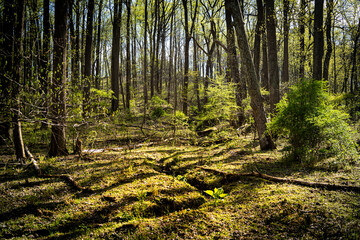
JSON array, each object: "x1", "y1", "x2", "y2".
[{"x1": 205, "y1": 187, "x2": 228, "y2": 206}]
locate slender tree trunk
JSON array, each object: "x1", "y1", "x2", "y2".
[
  {"x1": 83, "y1": 0, "x2": 95, "y2": 116},
  {"x1": 299, "y1": 0, "x2": 305, "y2": 79},
  {"x1": 282, "y1": 0, "x2": 289, "y2": 84},
  {"x1": 111, "y1": 0, "x2": 122, "y2": 112},
  {"x1": 167, "y1": 3, "x2": 175, "y2": 104},
  {"x1": 182, "y1": 0, "x2": 190, "y2": 114},
  {"x1": 313, "y1": 0, "x2": 324, "y2": 80},
  {"x1": 265, "y1": 0, "x2": 280, "y2": 114},
  {"x1": 125, "y1": 0, "x2": 131, "y2": 110},
  {"x1": 49, "y1": 0, "x2": 69, "y2": 157},
  {"x1": 261, "y1": 21, "x2": 269, "y2": 90},
  {"x1": 322, "y1": 0, "x2": 333, "y2": 82},
  {"x1": 95, "y1": 0, "x2": 103, "y2": 90},
  {"x1": 226, "y1": 0, "x2": 275, "y2": 150},
  {"x1": 254, "y1": 0, "x2": 264, "y2": 80},
  {"x1": 143, "y1": 0, "x2": 148, "y2": 105},
  {"x1": 193, "y1": 33, "x2": 201, "y2": 112},
  {"x1": 12, "y1": 0, "x2": 26, "y2": 162}
]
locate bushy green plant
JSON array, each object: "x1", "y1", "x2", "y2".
[
  {"x1": 268, "y1": 79, "x2": 358, "y2": 163},
  {"x1": 196, "y1": 74, "x2": 238, "y2": 130},
  {"x1": 149, "y1": 96, "x2": 172, "y2": 119}
]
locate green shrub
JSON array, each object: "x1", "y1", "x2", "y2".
[
  {"x1": 268, "y1": 79, "x2": 358, "y2": 163},
  {"x1": 196, "y1": 74, "x2": 238, "y2": 130}
]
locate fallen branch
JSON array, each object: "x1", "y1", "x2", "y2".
[
  {"x1": 198, "y1": 166, "x2": 360, "y2": 193},
  {"x1": 25, "y1": 146, "x2": 92, "y2": 193}
]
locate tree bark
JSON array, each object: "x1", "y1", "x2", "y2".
[
  {"x1": 0, "y1": 0, "x2": 14, "y2": 145},
  {"x1": 322, "y1": 0, "x2": 333, "y2": 82},
  {"x1": 111, "y1": 0, "x2": 122, "y2": 112},
  {"x1": 125, "y1": 0, "x2": 131, "y2": 110},
  {"x1": 12, "y1": 0, "x2": 26, "y2": 162},
  {"x1": 282, "y1": 0, "x2": 289, "y2": 84},
  {"x1": 225, "y1": 0, "x2": 246, "y2": 126},
  {"x1": 226, "y1": 0, "x2": 275, "y2": 150},
  {"x1": 83, "y1": 0, "x2": 95, "y2": 116},
  {"x1": 265, "y1": 0, "x2": 280, "y2": 113},
  {"x1": 95, "y1": 0, "x2": 103, "y2": 90},
  {"x1": 143, "y1": 0, "x2": 148, "y2": 105},
  {"x1": 254, "y1": 0, "x2": 264, "y2": 80},
  {"x1": 313, "y1": 0, "x2": 324, "y2": 80},
  {"x1": 49, "y1": 0, "x2": 69, "y2": 157},
  {"x1": 299, "y1": 0, "x2": 305, "y2": 79}
]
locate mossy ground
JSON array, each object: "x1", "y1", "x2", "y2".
[{"x1": 1, "y1": 122, "x2": 360, "y2": 239}]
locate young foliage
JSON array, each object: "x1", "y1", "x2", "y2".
[
  {"x1": 196, "y1": 74, "x2": 238, "y2": 130},
  {"x1": 205, "y1": 187, "x2": 228, "y2": 206},
  {"x1": 268, "y1": 79, "x2": 358, "y2": 163}
]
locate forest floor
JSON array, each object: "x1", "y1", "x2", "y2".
[{"x1": 1, "y1": 121, "x2": 360, "y2": 239}]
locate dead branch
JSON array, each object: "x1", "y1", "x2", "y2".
[
  {"x1": 198, "y1": 166, "x2": 360, "y2": 193},
  {"x1": 25, "y1": 146, "x2": 92, "y2": 193}
]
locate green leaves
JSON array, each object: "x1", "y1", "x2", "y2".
[
  {"x1": 205, "y1": 187, "x2": 228, "y2": 200},
  {"x1": 268, "y1": 79, "x2": 358, "y2": 163}
]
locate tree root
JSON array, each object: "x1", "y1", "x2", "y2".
[
  {"x1": 198, "y1": 166, "x2": 360, "y2": 193},
  {"x1": 25, "y1": 146, "x2": 93, "y2": 193}
]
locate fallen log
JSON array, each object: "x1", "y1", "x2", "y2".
[
  {"x1": 25, "y1": 146, "x2": 92, "y2": 193},
  {"x1": 198, "y1": 166, "x2": 360, "y2": 193}
]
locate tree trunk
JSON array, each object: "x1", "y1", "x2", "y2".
[
  {"x1": 83, "y1": 0, "x2": 95, "y2": 116},
  {"x1": 253, "y1": 0, "x2": 264, "y2": 80},
  {"x1": 226, "y1": 0, "x2": 275, "y2": 150},
  {"x1": 265, "y1": 0, "x2": 280, "y2": 113},
  {"x1": 111, "y1": 0, "x2": 122, "y2": 112},
  {"x1": 313, "y1": 0, "x2": 324, "y2": 80},
  {"x1": 299, "y1": 0, "x2": 305, "y2": 79},
  {"x1": 95, "y1": 0, "x2": 103, "y2": 90},
  {"x1": 193, "y1": 33, "x2": 201, "y2": 112},
  {"x1": 322, "y1": 0, "x2": 333, "y2": 81},
  {"x1": 225, "y1": 0, "x2": 246, "y2": 125},
  {"x1": 12, "y1": 0, "x2": 26, "y2": 162},
  {"x1": 182, "y1": 0, "x2": 190, "y2": 115},
  {"x1": 125, "y1": 0, "x2": 131, "y2": 110},
  {"x1": 0, "y1": 0, "x2": 14, "y2": 145},
  {"x1": 282, "y1": 0, "x2": 289, "y2": 84},
  {"x1": 143, "y1": 0, "x2": 148, "y2": 105},
  {"x1": 49, "y1": 0, "x2": 69, "y2": 157}
]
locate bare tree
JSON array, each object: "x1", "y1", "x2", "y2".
[
  {"x1": 226, "y1": 0, "x2": 275, "y2": 150},
  {"x1": 49, "y1": 0, "x2": 69, "y2": 156}
]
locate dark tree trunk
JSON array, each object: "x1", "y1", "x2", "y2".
[
  {"x1": 261, "y1": 22, "x2": 269, "y2": 91},
  {"x1": 0, "y1": 0, "x2": 14, "y2": 145},
  {"x1": 225, "y1": 0, "x2": 246, "y2": 126},
  {"x1": 226, "y1": 0, "x2": 275, "y2": 150},
  {"x1": 282, "y1": 0, "x2": 289, "y2": 83},
  {"x1": 49, "y1": 0, "x2": 69, "y2": 157},
  {"x1": 83, "y1": 0, "x2": 95, "y2": 116},
  {"x1": 313, "y1": 0, "x2": 324, "y2": 80},
  {"x1": 253, "y1": 0, "x2": 264, "y2": 80},
  {"x1": 181, "y1": 0, "x2": 198, "y2": 115},
  {"x1": 299, "y1": 0, "x2": 305, "y2": 79},
  {"x1": 12, "y1": 0, "x2": 26, "y2": 162},
  {"x1": 265, "y1": 0, "x2": 280, "y2": 113},
  {"x1": 323, "y1": 0, "x2": 333, "y2": 81},
  {"x1": 167, "y1": 3, "x2": 175, "y2": 104},
  {"x1": 182, "y1": 0, "x2": 190, "y2": 115},
  {"x1": 125, "y1": 0, "x2": 131, "y2": 110},
  {"x1": 193, "y1": 33, "x2": 201, "y2": 112},
  {"x1": 95, "y1": 0, "x2": 103, "y2": 90},
  {"x1": 143, "y1": 0, "x2": 148, "y2": 105},
  {"x1": 111, "y1": 0, "x2": 122, "y2": 112}
]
